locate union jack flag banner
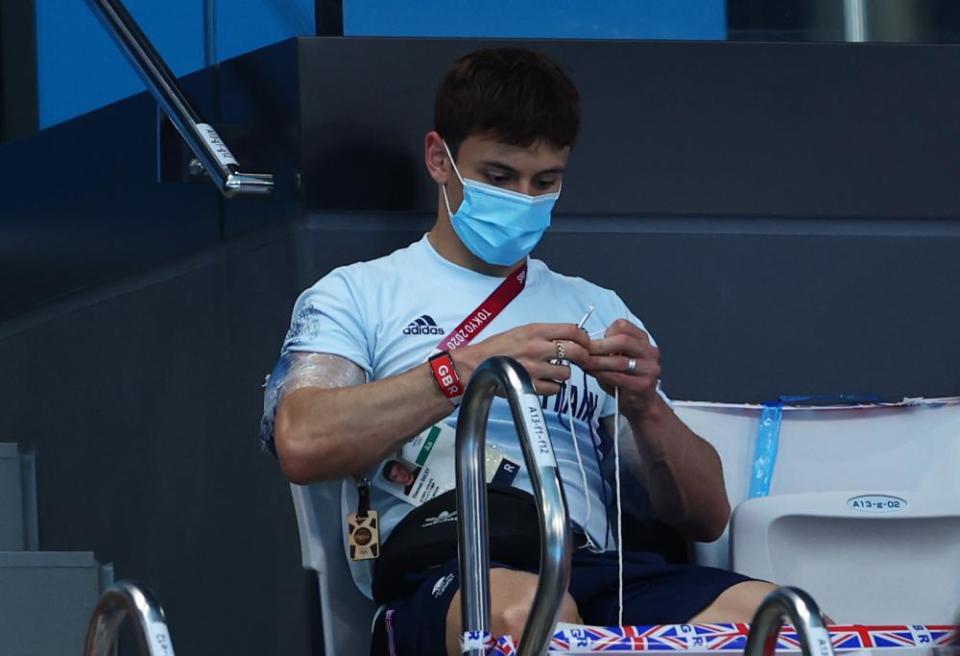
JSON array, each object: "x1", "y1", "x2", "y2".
[{"x1": 488, "y1": 624, "x2": 959, "y2": 655}]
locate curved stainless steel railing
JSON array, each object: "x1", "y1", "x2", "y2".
[
  {"x1": 745, "y1": 586, "x2": 835, "y2": 656},
  {"x1": 85, "y1": 0, "x2": 274, "y2": 197},
  {"x1": 83, "y1": 580, "x2": 176, "y2": 656},
  {"x1": 455, "y1": 356, "x2": 572, "y2": 656}
]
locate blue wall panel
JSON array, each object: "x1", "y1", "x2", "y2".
[
  {"x1": 35, "y1": 0, "x2": 205, "y2": 127},
  {"x1": 35, "y1": 0, "x2": 314, "y2": 128},
  {"x1": 344, "y1": 0, "x2": 726, "y2": 40},
  {"x1": 216, "y1": 0, "x2": 314, "y2": 63},
  {"x1": 36, "y1": 0, "x2": 715, "y2": 128}
]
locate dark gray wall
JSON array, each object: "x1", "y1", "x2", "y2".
[
  {"x1": 541, "y1": 218, "x2": 960, "y2": 402},
  {"x1": 0, "y1": 40, "x2": 301, "y2": 323},
  {"x1": 0, "y1": 71, "x2": 221, "y2": 323},
  {"x1": 297, "y1": 38, "x2": 960, "y2": 219},
  {"x1": 0, "y1": 227, "x2": 311, "y2": 655}
]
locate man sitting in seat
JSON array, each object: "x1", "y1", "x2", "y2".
[{"x1": 262, "y1": 47, "x2": 776, "y2": 656}]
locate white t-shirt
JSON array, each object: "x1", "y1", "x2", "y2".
[{"x1": 266, "y1": 235, "x2": 663, "y2": 590}]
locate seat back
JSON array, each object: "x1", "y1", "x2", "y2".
[
  {"x1": 676, "y1": 397, "x2": 960, "y2": 622},
  {"x1": 290, "y1": 481, "x2": 376, "y2": 656}
]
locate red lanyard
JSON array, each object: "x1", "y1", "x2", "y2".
[{"x1": 436, "y1": 262, "x2": 527, "y2": 352}]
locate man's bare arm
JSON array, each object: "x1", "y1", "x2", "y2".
[
  {"x1": 602, "y1": 408, "x2": 730, "y2": 542},
  {"x1": 273, "y1": 323, "x2": 593, "y2": 484},
  {"x1": 274, "y1": 357, "x2": 454, "y2": 483}
]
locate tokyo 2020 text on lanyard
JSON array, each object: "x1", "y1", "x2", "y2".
[{"x1": 436, "y1": 261, "x2": 528, "y2": 353}]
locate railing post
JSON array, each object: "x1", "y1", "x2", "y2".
[
  {"x1": 85, "y1": 0, "x2": 274, "y2": 197},
  {"x1": 455, "y1": 356, "x2": 572, "y2": 656},
  {"x1": 83, "y1": 580, "x2": 175, "y2": 656},
  {"x1": 745, "y1": 586, "x2": 835, "y2": 656}
]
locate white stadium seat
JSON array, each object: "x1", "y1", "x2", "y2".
[
  {"x1": 677, "y1": 397, "x2": 960, "y2": 623},
  {"x1": 290, "y1": 481, "x2": 377, "y2": 655}
]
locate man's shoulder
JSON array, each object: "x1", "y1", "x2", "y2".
[
  {"x1": 305, "y1": 238, "x2": 427, "y2": 291},
  {"x1": 530, "y1": 258, "x2": 621, "y2": 303}
]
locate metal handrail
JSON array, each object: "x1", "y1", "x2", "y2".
[
  {"x1": 745, "y1": 586, "x2": 835, "y2": 656},
  {"x1": 455, "y1": 356, "x2": 572, "y2": 656},
  {"x1": 85, "y1": 0, "x2": 274, "y2": 197},
  {"x1": 83, "y1": 580, "x2": 176, "y2": 656}
]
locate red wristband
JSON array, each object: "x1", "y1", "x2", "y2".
[{"x1": 428, "y1": 351, "x2": 463, "y2": 406}]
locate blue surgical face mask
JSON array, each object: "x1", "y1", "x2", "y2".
[{"x1": 441, "y1": 141, "x2": 560, "y2": 266}]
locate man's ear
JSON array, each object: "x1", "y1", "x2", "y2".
[{"x1": 424, "y1": 131, "x2": 450, "y2": 184}]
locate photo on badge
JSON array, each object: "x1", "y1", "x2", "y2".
[{"x1": 372, "y1": 458, "x2": 423, "y2": 498}]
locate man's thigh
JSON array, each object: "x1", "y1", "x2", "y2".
[{"x1": 372, "y1": 561, "x2": 579, "y2": 656}]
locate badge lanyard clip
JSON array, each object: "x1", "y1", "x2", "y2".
[{"x1": 348, "y1": 476, "x2": 380, "y2": 560}]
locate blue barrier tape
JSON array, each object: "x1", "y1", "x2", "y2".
[
  {"x1": 749, "y1": 402, "x2": 782, "y2": 498},
  {"x1": 748, "y1": 394, "x2": 884, "y2": 498}
]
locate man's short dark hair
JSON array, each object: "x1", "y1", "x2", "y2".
[{"x1": 435, "y1": 48, "x2": 580, "y2": 156}]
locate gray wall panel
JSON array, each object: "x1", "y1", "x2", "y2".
[
  {"x1": 538, "y1": 223, "x2": 960, "y2": 402},
  {"x1": 297, "y1": 38, "x2": 960, "y2": 220},
  {"x1": 0, "y1": 229, "x2": 309, "y2": 656}
]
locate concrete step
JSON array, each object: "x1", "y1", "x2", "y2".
[
  {"x1": 0, "y1": 551, "x2": 112, "y2": 656},
  {"x1": 0, "y1": 443, "x2": 37, "y2": 551}
]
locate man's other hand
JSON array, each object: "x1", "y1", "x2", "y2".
[{"x1": 584, "y1": 319, "x2": 662, "y2": 419}]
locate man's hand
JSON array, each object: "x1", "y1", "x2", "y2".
[
  {"x1": 583, "y1": 319, "x2": 662, "y2": 420},
  {"x1": 451, "y1": 323, "x2": 592, "y2": 396}
]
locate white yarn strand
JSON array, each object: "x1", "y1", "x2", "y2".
[
  {"x1": 613, "y1": 385, "x2": 624, "y2": 626},
  {"x1": 567, "y1": 387, "x2": 593, "y2": 531}
]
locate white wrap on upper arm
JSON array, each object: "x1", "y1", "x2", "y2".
[
  {"x1": 259, "y1": 352, "x2": 365, "y2": 453},
  {"x1": 279, "y1": 352, "x2": 366, "y2": 395}
]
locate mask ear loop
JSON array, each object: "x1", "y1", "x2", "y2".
[
  {"x1": 440, "y1": 139, "x2": 466, "y2": 219},
  {"x1": 440, "y1": 184, "x2": 455, "y2": 219},
  {"x1": 440, "y1": 140, "x2": 466, "y2": 185}
]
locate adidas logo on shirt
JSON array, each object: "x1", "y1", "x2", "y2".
[{"x1": 402, "y1": 315, "x2": 445, "y2": 336}]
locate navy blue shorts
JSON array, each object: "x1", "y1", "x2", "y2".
[{"x1": 370, "y1": 549, "x2": 752, "y2": 655}]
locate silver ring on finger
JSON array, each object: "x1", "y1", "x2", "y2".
[{"x1": 626, "y1": 357, "x2": 638, "y2": 374}]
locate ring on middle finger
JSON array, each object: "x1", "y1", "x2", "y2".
[{"x1": 548, "y1": 340, "x2": 566, "y2": 366}]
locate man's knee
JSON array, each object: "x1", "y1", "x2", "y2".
[
  {"x1": 490, "y1": 568, "x2": 581, "y2": 640},
  {"x1": 496, "y1": 589, "x2": 581, "y2": 639},
  {"x1": 689, "y1": 580, "x2": 778, "y2": 622},
  {"x1": 447, "y1": 568, "x2": 581, "y2": 656}
]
